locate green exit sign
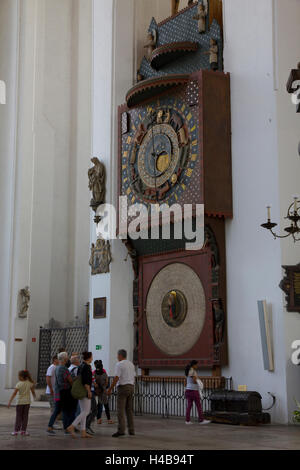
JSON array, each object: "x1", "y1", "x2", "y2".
[{"x1": 96, "y1": 345, "x2": 102, "y2": 351}]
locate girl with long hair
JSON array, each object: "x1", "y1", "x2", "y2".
[
  {"x1": 8, "y1": 370, "x2": 36, "y2": 436},
  {"x1": 184, "y1": 361, "x2": 210, "y2": 425}
]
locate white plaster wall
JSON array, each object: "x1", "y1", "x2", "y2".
[
  {"x1": 68, "y1": 0, "x2": 92, "y2": 327},
  {"x1": 275, "y1": 0, "x2": 300, "y2": 421},
  {"x1": 0, "y1": 0, "x2": 92, "y2": 397},
  {"x1": 89, "y1": 0, "x2": 114, "y2": 373},
  {"x1": 0, "y1": 0, "x2": 20, "y2": 396},
  {"x1": 26, "y1": 0, "x2": 92, "y2": 380},
  {"x1": 89, "y1": 0, "x2": 135, "y2": 375},
  {"x1": 223, "y1": 0, "x2": 288, "y2": 423},
  {"x1": 109, "y1": 0, "x2": 136, "y2": 372}
]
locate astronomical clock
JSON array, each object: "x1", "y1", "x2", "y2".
[{"x1": 118, "y1": 1, "x2": 232, "y2": 374}]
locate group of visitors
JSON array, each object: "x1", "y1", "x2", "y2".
[
  {"x1": 45, "y1": 349, "x2": 134, "y2": 438},
  {"x1": 8, "y1": 352, "x2": 209, "y2": 437}
]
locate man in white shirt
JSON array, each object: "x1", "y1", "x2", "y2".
[
  {"x1": 107, "y1": 349, "x2": 136, "y2": 437},
  {"x1": 45, "y1": 355, "x2": 59, "y2": 414}
]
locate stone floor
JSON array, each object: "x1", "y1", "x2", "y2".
[{"x1": 0, "y1": 406, "x2": 300, "y2": 450}]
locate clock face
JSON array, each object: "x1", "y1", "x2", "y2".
[
  {"x1": 121, "y1": 97, "x2": 199, "y2": 209},
  {"x1": 138, "y1": 123, "x2": 180, "y2": 189}
]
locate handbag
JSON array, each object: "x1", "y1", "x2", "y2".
[
  {"x1": 196, "y1": 378, "x2": 204, "y2": 400},
  {"x1": 71, "y1": 375, "x2": 87, "y2": 400}
]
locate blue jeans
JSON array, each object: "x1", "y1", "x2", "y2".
[
  {"x1": 97, "y1": 401, "x2": 111, "y2": 420},
  {"x1": 48, "y1": 400, "x2": 62, "y2": 428},
  {"x1": 48, "y1": 392, "x2": 76, "y2": 430},
  {"x1": 48, "y1": 401, "x2": 75, "y2": 430}
]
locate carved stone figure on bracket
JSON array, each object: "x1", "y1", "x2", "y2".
[
  {"x1": 144, "y1": 30, "x2": 157, "y2": 62},
  {"x1": 88, "y1": 157, "x2": 106, "y2": 224},
  {"x1": 193, "y1": 3, "x2": 207, "y2": 34},
  {"x1": 89, "y1": 238, "x2": 112, "y2": 275},
  {"x1": 212, "y1": 298, "x2": 225, "y2": 345},
  {"x1": 18, "y1": 286, "x2": 30, "y2": 318}
]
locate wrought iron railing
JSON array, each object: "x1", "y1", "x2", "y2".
[
  {"x1": 108, "y1": 376, "x2": 233, "y2": 418},
  {"x1": 37, "y1": 325, "x2": 88, "y2": 386}
]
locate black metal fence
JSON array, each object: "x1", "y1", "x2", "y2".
[
  {"x1": 37, "y1": 325, "x2": 88, "y2": 386},
  {"x1": 37, "y1": 324, "x2": 232, "y2": 418},
  {"x1": 109, "y1": 376, "x2": 233, "y2": 419}
]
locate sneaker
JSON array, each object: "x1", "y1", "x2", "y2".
[
  {"x1": 11, "y1": 432, "x2": 18, "y2": 436},
  {"x1": 86, "y1": 428, "x2": 95, "y2": 435},
  {"x1": 21, "y1": 431, "x2": 30, "y2": 436},
  {"x1": 185, "y1": 421, "x2": 193, "y2": 425},
  {"x1": 47, "y1": 429, "x2": 56, "y2": 436},
  {"x1": 199, "y1": 420, "x2": 211, "y2": 425},
  {"x1": 53, "y1": 424, "x2": 62, "y2": 430}
]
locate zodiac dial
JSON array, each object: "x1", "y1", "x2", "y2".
[{"x1": 121, "y1": 99, "x2": 199, "y2": 208}]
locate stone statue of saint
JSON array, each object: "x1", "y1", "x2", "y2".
[
  {"x1": 19, "y1": 286, "x2": 30, "y2": 318},
  {"x1": 88, "y1": 157, "x2": 106, "y2": 206},
  {"x1": 193, "y1": 3, "x2": 207, "y2": 34}
]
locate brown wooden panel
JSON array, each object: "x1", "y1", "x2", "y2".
[
  {"x1": 209, "y1": 0, "x2": 223, "y2": 34},
  {"x1": 138, "y1": 249, "x2": 214, "y2": 368},
  {"x1": 206, "y1": 216, "x2": 228, "y2": 366},
  {"x1": 201, "y1": 70, "x2": 232, "y2": 218}
]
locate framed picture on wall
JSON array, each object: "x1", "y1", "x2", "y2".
[{"x1": 93, "y1": 297, "x2": 107, "y2": 319}]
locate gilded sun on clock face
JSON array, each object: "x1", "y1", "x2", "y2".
[{"x1": 121, "y1": 97, "x2": 199, "y2": 208}]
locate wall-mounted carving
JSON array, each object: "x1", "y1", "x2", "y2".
[
  {"x1": 89, "y1": 238, "x2": 112, "y2": 275},
  {"x1": 144, "y1": 31, "x2": 157, "y2": 62},
  {"x1": 193, "y1": 3, "x2": 207, "y2": 33},
  {"x1": 18, "y1": 286, "x2": 30, "y2": 318},
  {"x1": 212, "y1": 298, "x2": 225, "y2": 345},
  {"x1": 280, "y1": 263, "x2": 300, "y2": 313},
  {"x1": 88, "y1": 157, "x2": 106, "y2": 224}
]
